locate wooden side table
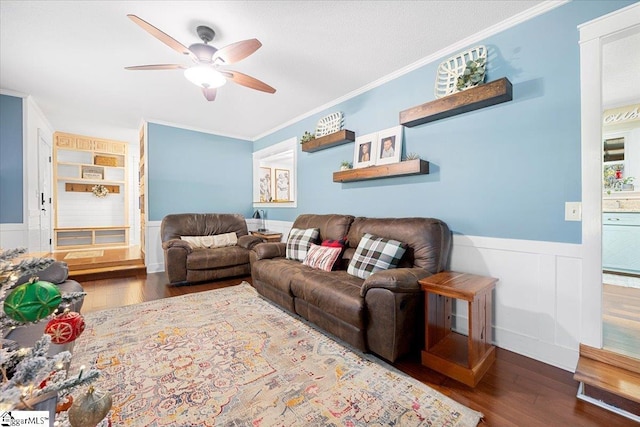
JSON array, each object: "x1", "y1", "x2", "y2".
[
  {"x1": 250, "y1": 231, "x2": 283, "y2": 243},
  {"x1": 419, "y1": 271, "x2": 498, "y2": 387}
]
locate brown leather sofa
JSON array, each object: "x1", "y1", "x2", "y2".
[
  {"x1": 251, "y1": 214, "x2": 451, "y2": 362},
  {"x1": 161, "y1": 213, "x2": 263, "y2": 285}
]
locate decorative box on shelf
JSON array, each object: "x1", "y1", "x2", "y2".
[
  {"x1": 81, "y1": 165, "x2": 103, "y2": 180},
  {"x1": 94, "y1": 155, "x2": 118, "y2": 166}
]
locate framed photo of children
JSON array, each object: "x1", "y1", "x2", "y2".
[
  {"x1": 375, "y1": 126, "x2": 403, "y2": 165},
  {"x1": 275, "y1": 168, "x2": 290, "y2": 201},
  {"x1": 353, "y1": 132, "x2": 377, "y2": 168}
]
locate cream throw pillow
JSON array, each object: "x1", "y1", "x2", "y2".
[{"x1": 181, "y1": 232, "x2": 238, "y2": 248}]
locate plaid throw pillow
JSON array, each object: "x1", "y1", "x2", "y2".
[
  {"x1": 303, "y1": 244, "x2": 342, "y2": 271},
  {"x1": 347, "y1": 233, "x2": 407, "y2": 279},
  {"x1": 286, "y1": 228, "x2": 320, "y2": 261}
]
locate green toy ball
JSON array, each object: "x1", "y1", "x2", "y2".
[{"x1": 3, "y1": 277, "x2": 62, "y2": 322}]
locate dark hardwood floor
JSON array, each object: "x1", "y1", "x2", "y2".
[{"x1": 78, "y1": 273, "x2": 634, "y2": 426}]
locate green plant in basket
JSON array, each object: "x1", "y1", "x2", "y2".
[{"x1": 456, "y1": 58, "x2": 486, "y2": 91}]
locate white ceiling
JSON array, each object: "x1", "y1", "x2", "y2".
[
  {"x1": 603, "y1": 27, "x2": 640, "y2": 109},
  {"x1": 4, "y1": 0, "x2": 612, "y2": 142}
]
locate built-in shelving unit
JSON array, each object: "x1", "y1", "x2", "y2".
[
  {"x1": 333, "y1": 159, "x2": 429, "y2": 183},
  {"x1": 301, "y1": 130, "x2": 355, "y2": 153},
  {"x1": 53, "y1": 132, "x2": 129, "y2": 250},
  {"x1": 399, "y1": 78, "x2": 513, "y2": 127}
]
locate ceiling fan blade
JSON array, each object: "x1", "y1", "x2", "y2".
[
  {"x1": 212, "y1": 39, "x2": 262, "y2": 64},
  {"x1": 223, "y1": 70, "x2": 276, "y2": 94},
  {"x1": 125, "y1": 64, "x2": 185, "y2": 71},
  {"x1": 127, "y1": 14, "x2": 196, "y2": 60},
  {"x1": 202, "y1": 87, "x2": 217, "y2": 101}
]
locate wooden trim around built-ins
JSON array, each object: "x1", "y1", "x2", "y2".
[
  {"x1": 65, "y1": 183, "x2": 120, "y2": 194},
  {"x1": 399, "y1": 77, "x2": 513, "y2": 127}
]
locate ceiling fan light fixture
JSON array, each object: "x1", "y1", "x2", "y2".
[{"x1": 184, "y1": 65, "x2": 226, "y2": 89}]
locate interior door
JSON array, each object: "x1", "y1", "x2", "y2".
[{"x1": 38, "y1": 129, "x2": 52, "y2": 253}]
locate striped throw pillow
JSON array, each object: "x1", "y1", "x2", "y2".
[
  {"x1": 303, "y1": 243, "x2": 342, "y2": 271},
  {"x1": 286, "y1": 228, "x2": 320, "y2": 261},
  {"x1": 347, "y1": 233, "x2": 407, "y2": 279}
]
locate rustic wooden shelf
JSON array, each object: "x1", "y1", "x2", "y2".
[
  {"x1": 399, "y1": 77, "x2": 513, "y2": 127},
  {"x1": 301, "y1": 129, "x2": 355, "y2": 153},
  {"x1": 333, "y1": 159, "x2": 429, "y2": 183}
]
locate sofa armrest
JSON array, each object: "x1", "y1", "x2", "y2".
[
  {"x1": 360, "y1": 268, "x2": 431, "y2": 297},
  {"x1": 237, "y1": 235, "x2": 263, "y2": 250},
  {"x1": 162, "y1": 238, "x2": 193, "y2": 253},
  {"x1": 253, "y1": 242, "x2": 286, "y2": 260}
]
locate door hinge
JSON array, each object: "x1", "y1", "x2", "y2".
[
  {"x1": 49, "y1": 156, "x2": 52, "y2": 162},
  {"x1": 49, "y1": 239, "x2": 52, "y2": 244}
]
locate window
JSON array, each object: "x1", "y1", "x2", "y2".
[{"x1": 253, "y1": 137, "x2": 297, "y2": 208}]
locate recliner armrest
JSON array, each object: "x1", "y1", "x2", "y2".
[
  {"x1": 237, "y1": 235, "x2": 263, "y2": 250},
  {"x1": 360, "y1": 268, "x2": 431, "y2": 297},
  {"x1": 253, "y1": 242, "x2": 286, "y2": 260},
  {"x1": 162, "y1": 239, "x2": 193, "y2": 253}
]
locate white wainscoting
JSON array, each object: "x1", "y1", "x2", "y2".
[
  {"x1": 450, "y1": 235, "x2": 582, "y2": 372},
  {"x1": 146, "y1": 220, "x2": 582, "y2": 371},
  {"x1": 0, "y1": 223, "x2": 27, "y2": 249}
]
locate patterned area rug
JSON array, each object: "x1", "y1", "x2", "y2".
[
  {"x1": 63, "y1": 250, "x2": 104, "y2": 259},
  {"x1": 70, "y1": 282, "x2": 483, "y2": 426}
]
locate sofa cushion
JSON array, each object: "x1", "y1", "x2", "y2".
[
  {"x1": 302, "y1": 244, "x2": 341, "y2": 272},
  {"x1": 286, "y1": 228, "x2": 319, "y2": 261},
  {"x1": 181, "y1": 232, "x2": 238, "y2": 248},
  {"x1": 292, "y1": 214, "x2": 354, "y2": 242},
  {"x1": 290, "y1": 270, "x2": 365, "y2": 328},
  {"x1": 347, "y1": 233, "x2": 407, "y2": 279},
  {"x1": 347, "y1": 217, "x2": 451, "y2": 273},
  {"x1": 252, "y1": 258, "x2": 308, "y2": 296},
  {"x1": 186, "y1": 246, "x2": 250, "y2": 270}
]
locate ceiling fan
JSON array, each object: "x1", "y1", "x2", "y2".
[{"x1": 125, "y1": 14, "x2": 276, "y2": 101}]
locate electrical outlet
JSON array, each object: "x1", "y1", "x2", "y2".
[{"x1": 565, "y1": 202, "x2": 582, "y2": 221}]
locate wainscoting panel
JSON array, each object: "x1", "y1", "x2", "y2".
[
  {"x1": 146, "y1": 220, "x2": 164, "y2": 273},
  {"x1": 450, "y1": 235, "x2": 582, "y2": 371},
  {"x1": 147, "y1": 221, "x2": 583, "y2": 371},
  {"x1": 0, "y1": 223, "x2": 26, "y2": 249}
]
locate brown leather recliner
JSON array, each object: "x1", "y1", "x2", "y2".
[
  {"x1": 251, "y1": 214, "x2": 452, "y2": 362},
  {"x1": 161, "y1": 213, "x2": 263, "y2": 285}
]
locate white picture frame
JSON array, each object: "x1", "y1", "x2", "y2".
[
  {"x1": 353, "y1": 132, "x2": 377, "y2": 168},
  {"x1": 375, "y1": 126, "x2": 403, "y2": 166}
]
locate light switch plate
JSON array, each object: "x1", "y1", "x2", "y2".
[{"x1": 565, "y1": 202, "x2": 582, "y2": 221}]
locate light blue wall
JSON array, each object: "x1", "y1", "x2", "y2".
[
  {"x1": 147, "y1": 123, "x2": 253, "y2": 221},
  {"x1": 0, "y1": 94, "x2": 23, "y2": 223},
  {"x1": 254, "y1": 0, "x2": 634, "y2": 244}
]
